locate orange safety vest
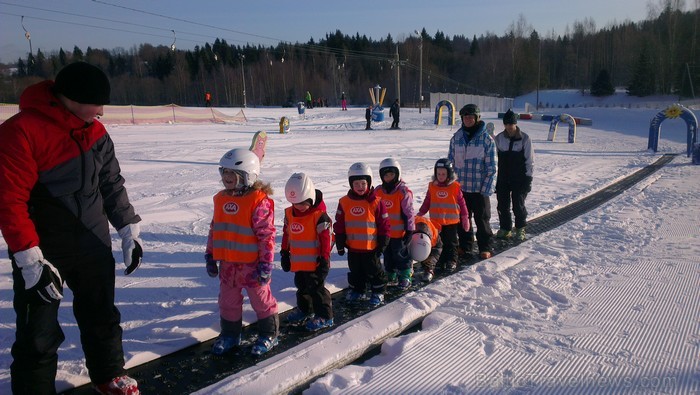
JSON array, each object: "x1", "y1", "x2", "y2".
[
  {"x1": 211, "y1": 189, "x2": 267, "y2": 263},
  {"x1": 285, "y1": 207, "x2": 323, "y2": 272},
  {"x1": 339, "y1": 195, "x2": 379, "y2": 251},
  {"x1": 415, "y1": 216, "x2": 439, "y2": 247},
  {"x1": 427, "y1": 182, "x2": 461, "y2": 227},
  {"x1": 376, "y1": 188, "x2": 406, "y2": 238}
]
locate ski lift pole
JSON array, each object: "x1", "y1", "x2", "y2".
[{"x1": 21, "y1": 16, "x2": 34, "y2": 63}]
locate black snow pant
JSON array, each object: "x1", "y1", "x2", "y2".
[
  {"x1": 347, "y1": 251, "x2": 387, "y2": 294},
  {"x1": 390, "y1": 117, "x2": 400, "y2": 129},
  {"x1": 365, "y1": 119, "x2": 372, "y2": 130},
  {"x1": 459, "y1": 192, "x2": 494, "y2": 253},
  {"x1": 383, "y1": 237, "x2": 411, "y2": 275},
  {"x1": 11, "y1": 247, "x2": 126, "y2": 394},
  {"x1": 437, "y1": 223, "x2": 459, "y2": 268},
  {"x1": 294, "y1": 271, "x2": 333, "y2": 320},
  {"x1": 497, "y1": 186, "x2": 529, "y2": 230}
]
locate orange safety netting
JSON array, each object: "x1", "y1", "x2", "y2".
[{"x1": 0, "y1": 103, "x2": 246, "y2": 125}]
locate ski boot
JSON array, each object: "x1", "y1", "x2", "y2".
[
  {"x1": 251, "y1": 336, "x2": 278, "y2": 356},
  {"x1": 306, "y1": 317, "x2": 334, "y2": 332},
  {"x1": 368, "y1": 293, "x2": 384, "y2": 307},
  {"x1": 496, "y1": 229, "x2": 512, "y2": 239},
  {"x1": 211, "y1": 335, "x2": 241, "y2": 355},
  {"x1": 286, "y1": 308, "x2": 314, "y2": 326}
]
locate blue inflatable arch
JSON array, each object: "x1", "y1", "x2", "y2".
[
  {"x1": 648, "y1": 104, "x2": 698, "y2": 157},
  {"x1": 434, "y1": 100, "x2": 456, "y2": 126},
  {"x1": 547, "y1": 113, "x2": 577, "y2": 143}
]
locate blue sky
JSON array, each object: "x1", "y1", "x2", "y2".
[{"x1": 0, "y1": 0, "x2": 659, "y2": 63}]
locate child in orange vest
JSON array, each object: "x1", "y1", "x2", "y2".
[
  {"x1": 376, "y1": 158, "x2": 416, "y2": 289},
  {"x1": 334, "y1": 162, "x2": 391, "y2": 307},
  {"x1": 417, "y1": 158, "x2": 470, "y2": 272},
  {"x1": 205, "y1": 148, "x2": 279, "y2": 356},
  {"x1": 280, "y1": 173, "x2": 334, "y2": 332}
]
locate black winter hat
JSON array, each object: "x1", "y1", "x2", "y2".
[
  {"x1": 503, "y1": 109, "x2": 518, "y2": 124},
  {"x1": 54, "y1": 62, "x2": 111, "y2": 105},
  {"x1": 459, "y1": 103, "x2": 480, "y2": 120}
]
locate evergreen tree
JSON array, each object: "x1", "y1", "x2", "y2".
[
  {"x1": 590, "y1": 69, "x2": 615, "y2": 96},
  {"x1": 627, "y1": 44, "x2": 656, "y2": 96}
]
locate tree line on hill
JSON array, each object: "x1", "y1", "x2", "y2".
[{"x1": 0, "y1": 3, "x2": 697, "y2": 107}]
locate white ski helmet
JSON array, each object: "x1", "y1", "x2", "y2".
[
  {"x1": 379, "y1": 157, "x2": 402, "y2": 181},
  {"x1": 285, "y1": 172, "x2": 315, "y2": 204},
  {"x1": 408, "y1": 231, "x2": 432, "y2": 262},
  {"x1": 219, "y1": 148, "x2": 260, "y2": 187},
  {"x1": 348, "y1": 162, "x2": 372, "y2": 188}
]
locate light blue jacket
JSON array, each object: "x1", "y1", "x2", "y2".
[{"x1": 448, "y1": 122, "x2": 498, "y2": 195}]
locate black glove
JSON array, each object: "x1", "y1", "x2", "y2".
[
  {"x1": 336, "y1": 234, "x2": 346, "y2": 256},
  {"x1": 118, "y1": 224, "x2": 143, "y2": 275},
  {"x1": 402, "y1": 230, "x2": 413, "y2": 246},
  {"x1": 280, "y1": 250, "x2": 291, "y2": 272},
  {"x1": 14, "y1": 247, "x2": 63, "y2": 305},
  {"x1": 205, "y1": 253, "x2": 219, "y2": 277},
  {"x1": 316, "y1": 256, "x2": 330, "y2": 278},
  {"x1": 375, "y1": 235, "x2": 389, "y2": 257},
  {"x1": 523, "y1": 176, "x2": 533, "y2": 193}
]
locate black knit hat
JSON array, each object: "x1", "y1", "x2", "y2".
[
  {"x1": 503, "y1": 109, "x2": 518, "y2": 124},
  {"x1": 54, "y1": 62, "x2": 111, "y2": 105}
]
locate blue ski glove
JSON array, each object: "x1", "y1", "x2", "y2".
[
  {"x1": 205, "y1": 253, "x2": 219, "y2": 277},
  {"x1": 14, "y1": 246, "x2": 63, "y2": 305}
]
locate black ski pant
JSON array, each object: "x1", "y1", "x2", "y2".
[
  {"x1": 294, "y1": 271, "x2": 333, "y2": 320},
  {"x1": 390, "y1": 117, "x2": 400, "y2": 129},
  {"x1": 497, "y1": 186, "x2": 529, "y2": 230},
  {"x1": 459, "y1": 192, "x2": 494, "y2": 253},
  {"x1": 437, "y1": 223, "x2": 459, "y2": 267},
  {"x1": 11, "y1": 247, "x2": 126, "y2": 394},
  {"x1": 347, "y1": 251, "x2": 387, "y2": 294}
]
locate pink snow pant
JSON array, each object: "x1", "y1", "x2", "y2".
[{"x1": 218, "y1": 261, "x2": 278, "y2": 322}]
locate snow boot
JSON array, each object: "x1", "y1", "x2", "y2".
[
  {"x1": 422, "y1": 269, "x2": 434, "y2": 282},
  {"x1": 480, "y1": 251, "x2": 493, "y2": 259},
  {"x1": 386, "y1": 271, "x2": 398, "y2": 286},
  {"x1": 514, "y1": 227, "x2": 526, "y2": 241},
  {"x1": 346, "y1": 290, "x2": 367, "y2": 302}
]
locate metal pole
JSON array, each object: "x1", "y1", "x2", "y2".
[
  {"x1": 536, "y1": 40, "x2": 541, "y2": 111},
  {"x1": 395, "y1": 45, "x2": 401, "y2": 104},
  {"x1": 687, "y1": 63, "x2": 696, "y2": 99},
  {"x1": 239, "y1": 54, "x2": 247, "y2": 108},
  {"x1": 415, "y1": 30, "x2": 423, "y2": 113}
]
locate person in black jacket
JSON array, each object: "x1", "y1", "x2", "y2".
[
  {"x1": 389, "y1": 99, "x2": 400, "y2": 129},
  {"x1": 494, "y1": 109, "x2": 534, "y2": 241},
  {"x1": 365, "y1": 104, "x2": 373, "y2": 130},
  {"x1": 0, "y1": 62, "x2": 143, "y2": 395}
]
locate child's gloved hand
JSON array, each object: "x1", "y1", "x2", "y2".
[
  {"x1": 205, "y1": 253, "x2": 219, "y2": 277},
  {"x1": 257, "y1": 262, "x2": 273, "y2": 285},
  {"x1": 280, "y1": 251, "x2": 291, "y2": 272},
  {"x1": 316, "y1": 256, "x2": 330, "y2": 278}
]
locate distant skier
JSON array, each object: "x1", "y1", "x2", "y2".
[
  {"x1": 281, "y1": 173, "x2": 334, "y2": 332},
  {"x1": 305, "y1": 91, "x2": 313, "y2": 109},
  {"x1": 365, "y1": 104, "x2": 373, "y2": 130},
  {"x1": 205, "y1": 148, "x2": 280, "y2": 356},
  {"x1": 341, "y1": 92, "x2": 348, "y2": 110},
  {"x1": 494, "y1": 109, "x2": 534, "y2": 241},
  {"x1": 389, "y1": 99, "x2": 401, "y2": 129}
]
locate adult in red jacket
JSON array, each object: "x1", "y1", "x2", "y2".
[{"x1": 0, "y1": 62, "x2": 143, "y2": 395}]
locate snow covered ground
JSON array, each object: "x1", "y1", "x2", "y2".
[{"x1": 1, "y1": 91, "x2": 698, "y2": 394}]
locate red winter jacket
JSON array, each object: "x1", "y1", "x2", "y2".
[{"x1": 0, "y1": 80, "x2": 140, "y2": 256}]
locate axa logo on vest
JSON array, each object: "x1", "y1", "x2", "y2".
[
  {"x1": 223, "y1": 202, "x2": 239, "y2": 214},
  {"x1": 436, "y1": 191, "x2": 449, "y2": 199},
  {"x1": 384, "y1": 200, "x2": 394, "y2": 209},
  {"x1": 350, "y1": 206, "x2": 366, "y2": 216},
  {"x1": 290, "y1": 222, "x2": 304, "y2": 234}
]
